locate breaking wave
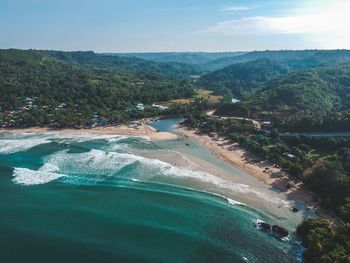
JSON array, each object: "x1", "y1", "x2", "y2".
[
  {"x1": 12, "y1": 148, "x2": 291, "y2": 205},
  {"x1": 0, "y1": 132, "x2": 149, "y2": 154},
  {"x1": 12, "y1": 164, "x2": 64, "y2": 186},
  {"x1": 0, "y1": 138, "x2": 50, "y2": 154}
]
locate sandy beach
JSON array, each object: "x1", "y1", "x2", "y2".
[
  {"x1": 0, "y1": 121, "x2": 338, "y2": 222},
  {"x1": 0, "y1": 121, "x2": 178, "y2": 140},
  {"x1": 177, "y1": 127, "x2": 339, "y2": 223}
]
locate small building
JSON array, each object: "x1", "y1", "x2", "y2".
[
  {"x1": 58, "y1": 103, "x2": 66, "y2": 109},
  {"x1": 136, "y1": 103, "x2": 145, "y2": 111},
  {"x1": 284, "y1": 153, "x2": 296, "y2": 159},
  {"x1": 152, "y1": 104, "x2": 169, "y2": 110}
]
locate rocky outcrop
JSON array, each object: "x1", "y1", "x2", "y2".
[
  {"x1": 272, "y1": 225, "x2": 289, "y2": 238},
  {"x1": 292, "y1": 207, "x2": 299, "y2": 213},
  {"x1": 253, "y1": 220, "x2": 289, "y2": 239},
  {"x1": 260, "y1": 222, "x2": 272, "y2": 231}
]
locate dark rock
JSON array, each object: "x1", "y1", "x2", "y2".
[
  {"x1": 253, "y1": 220, "x2": 271, "y2": 231},
  {"x1": 272, "y1": 225, "x2": 289, "y2": 237},
  {"x1": 260, "y1": 222, "x2": 272, "y2": 231},
  {"x1": 292, "y1": 207, "x2": 299, "y2": 213},
  {"x1": 287, "y1": 181, "x2": 294, "y2": 189},
  {"x1": 185, "y1": 143, "x2": 190, "y2": 146}
]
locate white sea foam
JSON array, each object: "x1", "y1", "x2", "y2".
[
  {"x1": 45, "y1": 149, "x2": 137, "y2": 176},
  {"x1": 131, "y1": 178, "x2": 141, "y2": 182},
  {"x1": 27, "y1": 149, "x2": 290, "y2": 206},
  {"x1": 252, "y1": 219, "x2": 266, "y2": 230},
  {"x1": 0, "y1": 132, "x2": 147, "y2": 154},
  {"x1": 0, "y1": 138, "x2": 50, "y2": 154},
  {"x1": 12, "y1": 165, "x2": 64, "y2": 186},
  {"x1": 281, "y1": 237, "x2": 290, "y2": 242},
  {"x1": 226, "y1": 197, "x2": 246, "y2": 206},
  {"x1": 48, "y1": 133, "x2": 129, "y2": 144},
  {"x1": 105, "y1": 135, "x2": 150, "y2": 143},
  {"x1": 6, "y1": 134, "x2": 291, "y2": 206}
]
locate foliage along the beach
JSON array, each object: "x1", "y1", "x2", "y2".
[
  {"x1": 202, "y1": 61, "x2": 350, "y2": 132},
  {"x1": 297, "y1": 219, "x2": 350, "y2": 263},
  {"x1": 2, "y1": 48, "x2": 350, "y2": 262},
  {"x1": 183, "y1": 100, "x2": 350, "y2": 262}
]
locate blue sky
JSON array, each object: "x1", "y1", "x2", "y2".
[{"x1": 0, "y1": 0, "x2": 349, "y2": 52}]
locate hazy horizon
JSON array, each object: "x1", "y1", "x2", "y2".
[{"x1": 2, "y1": 48, "x2": 350, "y2": 54}]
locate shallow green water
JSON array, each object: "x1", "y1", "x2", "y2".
[{"x1": 0, "y1": 131, "x2": 303, "y2": 263}]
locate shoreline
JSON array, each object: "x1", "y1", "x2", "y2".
[
  {"x1": 0, "y1": 120, "x2": 177, "y2": 140},
  {"x1": 177, "y1": 126, "x2": 340, "y2": 224},
  {"x1": 0, "y1": 122, "x2": 339, "y2": 223}
]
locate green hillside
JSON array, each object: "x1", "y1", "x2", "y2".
[
  {"x1": 248, "y1": 64, "x2": 350, "y2": 114},
  {"x1": 45, "y1": 50, "x2": 203, "y2": 78},
  {"x1": 0, "y1": 49, "x2": 194, "y2": 113},
  {"x1": 204, "y1": 50, "x2": 350, "y2": 71},
  {"x1": 197, "y1": 58, "x2": 289, "y2": 97},
  {"x1": 115, "y1": 52, "x2": 246, "y2": 65}
]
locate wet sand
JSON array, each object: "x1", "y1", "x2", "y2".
[
  {"x1": 177, "y1": 127, "x2": 339, "y2": 223},
  {"x1": 0, "y1": 122, "x2": 338, "y2": 223}
]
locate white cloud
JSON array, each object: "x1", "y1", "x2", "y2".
[
  {"x1": 206, "y1": 15, "x2": 326, "y2": 35},
  {"x1": 206, "y1": 1, "x2": 350, "y2": 48},
  {"x1": 220, "y1": 5, "x2": 256, "y2": 12}
]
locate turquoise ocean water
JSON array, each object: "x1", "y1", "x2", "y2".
[{"x1": 0, "y1": 120, "x2": 304, "y2": 263}]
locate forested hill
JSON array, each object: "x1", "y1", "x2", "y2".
[
  {"x1": 197, "y1": 58, "x2": 289, "y2": 97},
  {"x1": 114, "y1": 52, "x2": 246, "y2": 64},
  {"x1": 43, "y1": 50, "x2": 203, "y2": 78},
  {"x1": 204, "y1": 49, "x2": 350, "y2": 71},
  {"x1": 248, "y1": 64, "x2": 350, "y2": 114},
  {"x1": 0, "y1": 49, "x2": 194, "y2": 111}
]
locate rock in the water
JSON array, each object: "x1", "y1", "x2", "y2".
[
  {"x1": 272, "y1": 225, "x2": 289, "y2": 237},
  {"x1": 253, "y1": 220, "x2": 271, "y2": 231},
  {"x1": 292, "y1": 207, "x2": 299, "y2": 213},
  {"x1": 260, "y1": 222, "x2": 272, "y2": 231}
]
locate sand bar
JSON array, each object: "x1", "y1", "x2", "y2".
[{"x1": 177, "y1": 127, "x2": 341, "y2": 224}]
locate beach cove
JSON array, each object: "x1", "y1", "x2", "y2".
[{"x1": 0, "y1": 119, "x2": 309, "y2": 262}]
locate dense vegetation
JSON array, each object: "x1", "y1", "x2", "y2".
[
  {"x1": 46, "y1": 50, "x2": 202, "y2": 78},
  {"x1": 2, "y1": 48, "x2": 350, "y2": 261},
  {"x1": 0, "y1": 49, "x2": 195, "y2": 127},
  {"x1": 275, "y1": 111, "x2": 350, "y2": 132},
  {"x1": 112, "y1": 50, "x2": 350, "y2": 72},
  {"x1": 115, "y1": 51, "x2": 246, "y2": 65},
  {"x1": 197, "y1": 58, "x2": 289, "y2": 98},
  {"x1": 202, "y1": 49, "x2": 350, "y2": 71},
  {"x1": 207, "y1": 63, "x2": 350, "y2": 132},
  {"x1": 184, "y1": 105, "x2": 350, "y2": 263},
  {"x1": 297, "y1": 220, "x2": 350, "y2": 263},
  {"x1": 251, "y1": 65, "x2": 350, "y2": 113}
]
